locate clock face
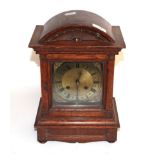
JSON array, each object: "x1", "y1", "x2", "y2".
[{"x1": 52, "y1": 62, "x2": 103, "y2": 106}]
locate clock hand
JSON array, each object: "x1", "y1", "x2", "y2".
[
  {"x1": 75, "y1": 70, "x2": 81, "y2": 105},
  {"x1": 75, "y1": 79, "x2": 80, "y2": 105}
]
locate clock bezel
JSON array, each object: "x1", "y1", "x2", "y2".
[
  {"x1": 51, "y1": 61, "x2": 104, "y2": 107},
  {"x1": 44, "y1": 53, "x2": 109, "y2": 114}
]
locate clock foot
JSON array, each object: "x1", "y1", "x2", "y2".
[
  {"x1": 107, "y1": 139, "x2": 116, "y2": 143},
  {"x1": 106, "y1": 128, "x2": 117, "y2": 143},
  {"x1": 37, "y1": 128, "x2": 47, "y2": 144},
  {"x1": 38, "y1": 139, "x2": 47, "y2": 143}
]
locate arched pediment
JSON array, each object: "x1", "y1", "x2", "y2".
[{"x1": 39, "y1": 10, "x2": 115, "y2": 44}]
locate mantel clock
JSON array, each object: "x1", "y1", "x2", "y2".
[{"x1": 29, "y1": 10, "x2": 125, "y2": 143}]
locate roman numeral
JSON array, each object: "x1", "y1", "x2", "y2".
[
  {"x1": 66, "y1": 94, "x2": 70, "y2": 98},
  {"x1": 76, "y1": 63, "x2": 79, "y2": 68},
  {"x1": 91, "y1": 72, "x2": 96, "y2": 75},
  {"x1": 94, "y1": 81, "x2": 99, "y2": 84},
  {"x1": 86, "y1": 95, "x2": 89, "y2": 100},
  {"x1": 91, "y1": 88, "x2": 96, "y2": 93},
  {"x1": 59, "y1": 87, "x2": 64, "y2": 92},
  {"x1": 66, "y1": 65, "x2": 71, "y2": 70},
  {"x1": 55, "y1": 81, "x2": 61, "y2": 83}
]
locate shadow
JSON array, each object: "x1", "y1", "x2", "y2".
[
  {"x1": 115, "y1": 50, "x2": 125, "y2": 65},
  {"x1": 30, "y1": 50, "x2": 40, "y2": 66}
]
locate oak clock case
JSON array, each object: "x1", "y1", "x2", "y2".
[{"x1": 28, "y1": 10, "x2": 126, "y2": 143}]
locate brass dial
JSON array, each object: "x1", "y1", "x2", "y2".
[{"x1": 53, "y1": 62, "x2": 102, "y2": 105}]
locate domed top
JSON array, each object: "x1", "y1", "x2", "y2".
[
  {"x1": 29, "y1": 10, "x2": 126, "y2": 53},
  {"x1": 39, "y1": 10, "x2": 115, "y2": 43}
]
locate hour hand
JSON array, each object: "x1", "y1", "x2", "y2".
[
  {"x1": 75, "y1": 70, "x2": 81, "y2": 86},
  {"x1": 76, "y1": 79, "x2": 80, "y2": 86}
]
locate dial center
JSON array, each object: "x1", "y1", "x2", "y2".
[
  {"x1": 76, "y1": 79, "x2": 80, "y2": 86},
  {"x1": 62, "y1": 68, "x2": 93, "y2": 95}
]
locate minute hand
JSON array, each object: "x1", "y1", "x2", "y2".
[{"x1": 75, "y1": 71, "x2": 82, "y2": 105}]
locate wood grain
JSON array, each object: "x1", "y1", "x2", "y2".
[{"x1": 29, "y1": 10, "x2": 125, "y2": 143}]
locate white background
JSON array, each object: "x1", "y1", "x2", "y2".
[{"x1": 1, "y1": 0, "x2": 155, "y2": 154}]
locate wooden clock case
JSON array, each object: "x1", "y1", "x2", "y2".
[{"x1": 29, "y1": 10, "x2": 125, "y2": 143}]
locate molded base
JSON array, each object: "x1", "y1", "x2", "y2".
[{"x1": 34, "y1": 98, "x2": 120, "y2": 143}]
